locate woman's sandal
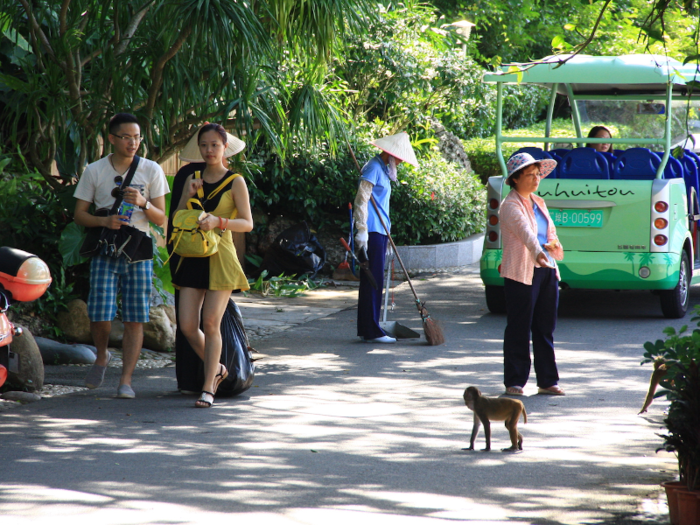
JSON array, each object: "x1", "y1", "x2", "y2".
[
  {"x1": 213, "y1": 364, "x2": 229, "y2": 393},
  {"x1": 538, "y1": 385, "x2": 565, "y2": 395},
  {"x1": 195, "y1": 391, "x2": 215, "y2": 408}
]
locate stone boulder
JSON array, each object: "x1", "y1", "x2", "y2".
[
  {"x1": 143, "y1": 304, "x2": 176, "y2": 352},
  {"x1": 56, "y1": 299, "x2": 92, "y2": 344},
  {"x1": 56, "y1": 299, "x2": 174, "y2": 352},
  {"x1": 6, "y1": 327, "x2": 44, "y2": 392}
]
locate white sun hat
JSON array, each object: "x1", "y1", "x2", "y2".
[
  {"x1": 506, "y1": 152, "x2": 557, "y2": 184},
  {"x1": 370, "y1": 132, "x2": 419, "y2": 167},
  {"x1": 179, "y1": 126, "x2": 246, "y2": 162}
]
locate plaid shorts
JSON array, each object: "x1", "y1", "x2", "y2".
[{"x1": 88, "y1": 255, "x2": 153, "y2": 323}]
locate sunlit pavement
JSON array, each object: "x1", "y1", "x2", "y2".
[{"x1": 0, "y1": 267, "x2": 689, "y2": 525}]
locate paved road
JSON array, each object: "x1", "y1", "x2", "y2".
[{"x1": 0, "y1": 269, "x2": 692, "y2": 525}]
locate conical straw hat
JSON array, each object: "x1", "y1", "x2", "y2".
[
  {"x1": 179, "y1": 128, "x2": 246, "y2": 162},
  {"x1": 370, "y1": 132, "x2": 419, "y2": 167}
]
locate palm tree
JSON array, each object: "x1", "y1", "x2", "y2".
[{"x1": 0, "y1": 0, "x2": 373, "y2": 186}]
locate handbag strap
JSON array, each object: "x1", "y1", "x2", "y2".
[
  {"x1": 109, "y1": 155, "x2": 141, "y2": 215},
  {"x1": 189, "y1": 171, "x2": 239, "y2": 210}
]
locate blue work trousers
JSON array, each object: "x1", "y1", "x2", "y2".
[
  {"x1": 503, "y1": 267, "x2": 560, "y2": 389},
  {"x1": 357, "y1": 232, "x2": 388, "y2": 340}
]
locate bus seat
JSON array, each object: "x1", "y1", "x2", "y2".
[
  {"x1": 512, "y1": 147, "x2": 553, "y2": 160},
  {"x1": 600, "y1": 151, "x2": 617, "y2": 178},
  {"x1": 613, "y1": 148, "x2": 662, "y2": 180},
  {"x1": 664, "y1": 156, "x2": 684, "y2": 179},
  {"x1": 550, "y1": 148, "x2": 571, "y2": 159},
  {"x1": 684, "y1": 149, "x2": 700, "y2": 166},
  {"x1": 680, "y1": 156, "x2": 700, "y2": 207},
  {"x1": 558, "y1": 148, "x2": 610, "y2": 180}
]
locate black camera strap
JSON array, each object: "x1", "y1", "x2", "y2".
[{"x1": 109, "y1": 155, "x2": 141, "y2": 215}]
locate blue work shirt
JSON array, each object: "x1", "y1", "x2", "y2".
[
  {"x1": 533, "y1": 201, "x2": 553, "y2": 265},
  {"x1": 361, "y1": 155, "x2": 392, "y2": 234}
]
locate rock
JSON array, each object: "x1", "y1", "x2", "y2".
[
  {"x1": 2, "y1": 391, "x2": 42, "y2": 403},
  {"x1": 143, "y1": 304, "x2": 176, "y2": 352},
  {"x1": 316, "y1": 225, "x2": 347, "y2": 272},
  {"x1": 56, "y1": 299, "x2": 92, "y2": 344},
  {"x1": 108, "y1": 319, "x2": 124, "y2": 347},
  {"x1": 5, "y1": 327, "x2": 44, "y2": 392},
  {"x1": 56, "y1": 299, "x2": 174, "y2": 351},
  {"x1": 35, "y1": 337, "x2": 96, "y2": 365},
  {"x1": 150, "y1": 288, "x2": 175, "y2": 308}
]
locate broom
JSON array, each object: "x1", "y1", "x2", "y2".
[{"x1": 347, "y1": 142, "x2": 445, "y2": 346}]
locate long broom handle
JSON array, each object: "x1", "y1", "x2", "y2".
[{"x1": 346, "y1": 143, "x2": 423, "y2": 304}]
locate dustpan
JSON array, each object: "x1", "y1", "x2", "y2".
[{"x1": 379, "y1": 256, "x2": 420, "y2": 339}]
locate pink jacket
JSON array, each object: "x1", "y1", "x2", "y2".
[{"x1": 500, "y1": 190, "x2": 564, "y2": 285}]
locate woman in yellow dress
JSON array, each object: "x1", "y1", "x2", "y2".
[{"x1": 172, "y1": 123, "x2": 253, "y2": 408}]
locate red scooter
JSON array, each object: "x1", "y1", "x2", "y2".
[{"x1": 0, "y1": 247, "x2": 52, "y2": 388}]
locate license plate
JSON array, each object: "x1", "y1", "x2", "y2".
[{"x1": 550, "y1": 209, "x2": 604, "y2": 228}]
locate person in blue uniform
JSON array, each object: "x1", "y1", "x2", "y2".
[{"x1": 353, "y1": 132, "x2": 419, "y2": 343}]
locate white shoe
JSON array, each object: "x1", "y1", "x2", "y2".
[{"x1": 364, "y1": 335, "x2": 396, "y2": 344}]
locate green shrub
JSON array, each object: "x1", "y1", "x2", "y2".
[{"x1": 391, "y1": 151, "x2": 486, "y2": 246}]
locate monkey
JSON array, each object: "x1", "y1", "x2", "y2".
[
  {"x1": 639, "y1": 357, "x2": 668, "y2": 414},
  {"x1": 462, "y1": 386, "x2": 527, "y2": 452}
]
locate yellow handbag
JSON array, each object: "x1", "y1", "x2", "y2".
[{"x1": 169, "y1": 172, "x2": 237, "y2": 259}]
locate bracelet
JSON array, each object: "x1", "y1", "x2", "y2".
[
  {"x1": 218, "y1": 216, "x2": 223, "y2": 230},
  {"x1": 225, "y1": 218, "x2": 230, "y2": 230}
]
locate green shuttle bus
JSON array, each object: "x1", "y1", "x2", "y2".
[{"x1": 480, "y1": 54, "x2": 700, "y2": 318}]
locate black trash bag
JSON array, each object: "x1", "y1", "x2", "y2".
[
  {"x1": 258, "y1": 221, "x2": 326, "y2": 279},
  {"x1": 211, "y1": 298, "x2": 255, "y2": 397},
  {"x1": 217, "y1": 299, "x2": 255, "y2": 396}
]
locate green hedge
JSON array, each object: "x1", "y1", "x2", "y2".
[{"x1": 391, "y1": 152, "x2": 485, "y2": 245}]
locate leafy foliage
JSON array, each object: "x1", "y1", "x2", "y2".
[
  {"x1": 391, "y1": 151, "x2": 486, "y2": 245},
  {"x1": 247, "y1": 270, "x2": 322, "y2": 297},
  {"x1": 642, "y1": 305, "x2": 700, "y2": 489},
  {"x1": 0, "y1": 0, "x2": 375, "y2": 185}
]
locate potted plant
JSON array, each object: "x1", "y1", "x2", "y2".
[{"x1": 642, "y1": 306, "x2": 700, "y2": 524}]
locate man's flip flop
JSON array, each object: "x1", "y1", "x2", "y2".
[
  {"x1": 85, "y1": 351, "x2": 112, "y2": 389},
  {"x1": 505, "y1": 386, "x2": 524, "y2": 396}
]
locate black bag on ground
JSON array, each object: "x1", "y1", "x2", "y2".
[
  {"x1": 257, "y1": 221, "x2": 326, "y2": 279},
  {"x1": 196, "y1": 298, "x2": 255, "y2": 397}
]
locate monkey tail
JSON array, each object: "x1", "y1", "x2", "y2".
[{"x1": 522, "y1": 406, "x2": 527, "y2": 424}]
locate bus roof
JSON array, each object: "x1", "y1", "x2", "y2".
[{"x1": 483, "y1": 55, "x2": 700, "y2": 96}]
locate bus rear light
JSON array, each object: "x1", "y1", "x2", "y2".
[
  {"x1": 654, "y1": 218, "x2": 668, "y2": 229},
  {"x1": 639, "y1": 266, "x2": 651, "y2": 278},
  {"x1": 654, "y1": 234, "x2": 668, "y2": 246},
  {"x1": 497, "y1": 264, "x2": 502, "y2": 273},
  {"x1": 489, "y1": 198, "x2": 499, "y2": 210},
  {"x1": 654, "y1": 201, "x2": 669, "y2": 213},
  {"x1": 488, "y1": 215, "x2": 499, "y2": 226},
  {"x1": 488, "y1": 231, "x2": 498, "y2": 242}
]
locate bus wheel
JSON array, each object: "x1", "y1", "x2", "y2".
[
  {"x1": 485, "y1": 285, "x2": 507, "y2": 314},
  {"x1": 660, "y1": 251, "x2": 690, "y2": 319}
]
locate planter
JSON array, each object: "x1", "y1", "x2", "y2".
[
  {"x1": 663, "y1": 481, "x2": 687, "y2": 525},
  {"x1": 394, "y1": 233, "x2": 484, "y2": 272},
  {"x1": 677, "y1": 489, "x2": 700, "y2": 525}
]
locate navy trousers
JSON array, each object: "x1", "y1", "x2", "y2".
[
  {"x1": 503, "y1": 267, "x2": 560, "y2": 389},
  {"x1": 357, "y1": 232, "x2": 388, "y2": 340}
]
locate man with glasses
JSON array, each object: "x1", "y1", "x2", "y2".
[{"x1": 73, "y1": 113, "x2": 169, "y2": 398}]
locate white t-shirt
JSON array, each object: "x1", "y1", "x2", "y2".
[{"x1": 73, "y1": 155, "x2": 169, "y2": 235}]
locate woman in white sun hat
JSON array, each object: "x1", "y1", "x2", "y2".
[
  {"x1": 168, "y1": 123, "x2": 252, "y2": 406},
  {"x1": 500, "y1": 152, "x2": 565, "y2": 397},
  {"x1": 353, "y1": 131, "x2": 418, "y2": 344}
]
